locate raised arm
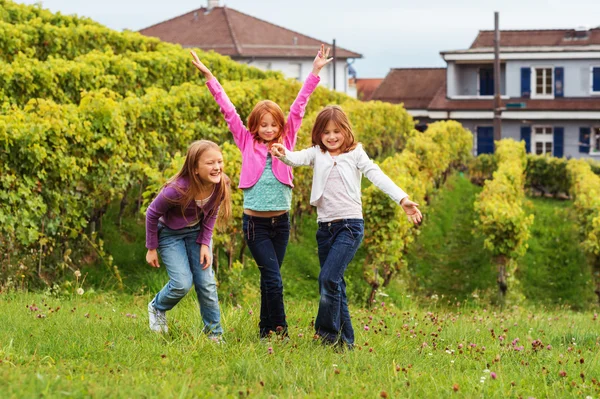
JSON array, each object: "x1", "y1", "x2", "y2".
[
  {"x1": 271, "y1": 143, "x2": 317, "y2": 167},
  {"x1": 191, "y1": 50, "x2": 250, "y2": 149},
  {"x1": 284, "y1": 45, "x2": 332, "y2": 148}
]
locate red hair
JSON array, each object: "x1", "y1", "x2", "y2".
[{"x1": 247, "y1": 100, "x2": 286, "y2": 146}]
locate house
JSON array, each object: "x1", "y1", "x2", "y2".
[
  {"x1": 373, "y1": 28, "x2": 600, "y2": 158},
  {"x1": 354, "y1": 78, "x2": 384, "y2": 101},
  {"x1": 138, "y1": 0, "x2": 362, "y2": 97},
  {"x1": 370, "y1": 68, "x2": 445, "y2": 131}
]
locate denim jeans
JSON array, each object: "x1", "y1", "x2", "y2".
[
  {"x1": 153, "y1": 222, "x2": 223, "y2": 335},
  {"x1": 242, "y1": 213, "x2": 290, "y2": 337},
  {"x1": 314, "y1": 219, "x2": 364, "y2": 347}
]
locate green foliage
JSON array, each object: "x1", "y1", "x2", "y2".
[
  {"x1": 525, "y1": 155, "x2": 570, "y2": 196},
  {"x1": 519, "y1": 197, "x2": 593, "y2": 309},
  {"x1": 362, "y1": 121, "x2": 473, "y2": 296},
  {"x1": 407, "y1": 174, "x2": 496, "y2": 300},
  {"x1": 468, "y1": 153, "x2": 497, "y2": 185},
  {"x1": 474, "y1": 140, "x2": 534, "y2": 259}
]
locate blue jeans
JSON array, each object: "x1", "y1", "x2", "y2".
[
  {"x1": 242, "y1": 213, "x2": 290, "y2": 337},
  {"x1": 314, "y1": 219, "x2": 364, "y2": 346},
  {"x1": 153, "y1": 222, "x2": 223, "y2": 335}
]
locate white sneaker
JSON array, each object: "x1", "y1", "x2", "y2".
[
  {"x1": 208, "y1": 334, "x2": 225, "y2": 344},
  {"x1": 148, "y1": 300, "x2": 168, "y2": 333}
]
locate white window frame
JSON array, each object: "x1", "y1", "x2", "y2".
[
  {"x1": 531, "y1": 66, "x2": 554, "y2": 99},
  {"x1": 591, "y1": 66, "x2": 600, "y2": 95},
  {"x1": 591, "y1": 127, "x2": 600, "y2": 156},
  {"x1": 532, "y1": 125, "x2": 554, "y2": 155}
]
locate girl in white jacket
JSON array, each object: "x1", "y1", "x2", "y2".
[{"x1": 271, "y1": 105, "x2": 422, "y2": 349}]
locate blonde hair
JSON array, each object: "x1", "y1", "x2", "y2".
[
  {"x1": 166, "y1": 140, "x2": 232, "y2": 228},
  {"x1": 311, "y1": 105, "x2": 358, "y2": 153}
]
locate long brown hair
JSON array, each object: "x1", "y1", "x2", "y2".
[
  {"x1": 247, "y1": 100, "x2": 286, "y2": 147},
  {"x1": 166, "y1": 140, "x2": 232, "y2": 228},
  {"x1": 311, "y1": 105, "x2": 358, "y2": 153}
]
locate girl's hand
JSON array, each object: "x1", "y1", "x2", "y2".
[
  {"x1": 400, "y1": 198, "x2": 422, "y2": 225},
  {"x1": 312, "y1": 44, "x2": 333, "y2": 76},
  {"x1": 200, "y1": 244, "x2": 212, "y2": 270},
  {"x1": 146, "y1": 249, "x2": 160, "y2": 268},
  {"x1": 270, "y1": 143, "x2": 286, "y2": 158},
  {"x1": 190, "y1": 50, "x2": 214, "y2": 80}
]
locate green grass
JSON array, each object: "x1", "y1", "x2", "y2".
[
  {"x1": 1, "y1": 292, "x2": 599, "y2": 398},
  {"x1": 406, "y1": 174, "x2": 496, "y2": 300},
  {"x1": 519, "y1": 197, "x2": 594, "y2": 309}
]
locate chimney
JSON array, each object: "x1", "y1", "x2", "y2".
[{"x1": 207, "y1": 0, "x2": 220, "y2": 10}]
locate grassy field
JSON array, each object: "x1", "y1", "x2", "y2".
[
  {"x1": 1, "y1": 292, "x2": 599, "y2": 398},
  {"x1": 3, "y1": 174, "x2": 599, "y2": 398}
]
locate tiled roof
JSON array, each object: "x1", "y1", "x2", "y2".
[
  {"x1": 355, "y1": 78, "x2": 383, "y2": 101},
  {"x1": 370, "y1": 68, "x2": 446, "y2": 109},
  {"x1": 139, "y1": 6, "x2": 362, "y2": 59},
  {"x1": 470, "y1": 28, "x2": 600, "y2": 48}
]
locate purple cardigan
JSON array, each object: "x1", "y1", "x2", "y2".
[
  {"x1": 206, "y1": 73, "x2": 320, "y2": 189},
  {"x1": 145, "y1": 177, "x2": 219, "y2": 250}
]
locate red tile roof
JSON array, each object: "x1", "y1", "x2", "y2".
[
  {"x1": 470, "y1": 28, "x2": 600, "y2": 48},
  {"x1": 370, "y1": 68, "x2": 446, "y2": 109},
  {"x1": 139, "y1": 6, "x2": 362, "y2": 59},
  {"x1": 355, "y1": 78, "x2": 383, "y2": 101}
]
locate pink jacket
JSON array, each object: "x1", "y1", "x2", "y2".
[{"x1": 206, "y1": 73, "x2": 320, "y2": 189}]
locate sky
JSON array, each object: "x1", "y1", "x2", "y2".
[{"x1": 16, "y1": 0, "x2": 600, "y2": 78}]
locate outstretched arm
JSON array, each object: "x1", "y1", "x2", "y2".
[
  {"x1": 284, "y1": 45, "x2": 331, "y2": 148},
  {"x1": 270, "y1": 143, "x2": 316, "y2": 167},
  {"x1": 191, "y1": 50, "x2": 250, "y2": 149},
  {"x1": 356, "y1": 147, "x2": 422, "y2": 225}
]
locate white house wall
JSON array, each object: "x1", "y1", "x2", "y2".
[
  {"x1": 455, "y1": 119, "x2": 598, "y2": 159},
  {"x1": 506, "y1": 59, "x2": 600, "y2": 97},
  {"x1": 241, "y1": 58, "x2": 352, "y2": 97}
]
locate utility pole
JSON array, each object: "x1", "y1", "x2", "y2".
[
  {"x1": 332, "y1": 39, "x2": 337, "y2": 90},
  {"x1": 493, "y1": 11, "x2": 502, "y2": 143}
]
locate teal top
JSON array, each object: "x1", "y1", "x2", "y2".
[{"x1": 243, "y1": 155, "x2": 292, "y2": 211}]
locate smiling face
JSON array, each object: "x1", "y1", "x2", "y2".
[
  {"x1": 194, "y1": 148, "x2": 224, "y2": 186},
  {"x1": 320, "y1": 120, "x2": 346, "y2": 155},
  {"x1": 248, "y1": 100, "x2": 286, "y2": 144},
  {"x1": 257, "y1": 113, "x2": 281, "y2": 143}
]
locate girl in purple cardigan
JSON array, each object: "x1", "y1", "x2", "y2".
[
  {"x1": 146, "y1": 140, "x2": 232, "y2": 340},
  {"x1": 191, "y1": 46, "x2": 331, "y2": 339}
]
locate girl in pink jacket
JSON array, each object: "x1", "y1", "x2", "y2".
[{"x1": 191, "y1": 46, "x2": 331, "y2": 339}]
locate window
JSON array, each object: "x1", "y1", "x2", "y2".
[
  {"x1": 592, "y1": 67, "x2": 600, "y2": 94},
  {"x1": 533, "y1": 126, "x2": 553, "y2": 155},
  {"x1": 479, "y1": 67, "x2": 494, "y2": 96},
  {"x1": 533, "y1": 67, "x2": 553, "y2": 98},
  {"x1": 592, "y1": 127, "x2": 600, "y2": 155},
  {"x1": 288, "y1": 63, "x2": 302, "y2": 81}
]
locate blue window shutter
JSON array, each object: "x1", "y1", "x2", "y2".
[
  {"x1": 521, "y1": 68, "x2": 531, "y2": 98},
  {"x1": 521, "y1": 126, "x2": 531, "y2": 153},
  {"x1": 580, "y1": 127, "x2": 591, "y2": 153},
  {"x1": 554, "y1": 67, "x2": 564, "y2": 97},
  {"x1": 553, "y1": 127, "x2": 564, "y2": 157},
  {"x1": 593, "y1": 67, "x2": 600, "y2": 92}
]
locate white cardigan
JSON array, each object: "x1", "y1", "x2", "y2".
[{"x1": 279, "y1": 144, "x2": 408, "y2": 207}]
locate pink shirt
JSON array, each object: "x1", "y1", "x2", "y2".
[{"x1": 205, "y1": 73, "x2": 320, "y2": 189}]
